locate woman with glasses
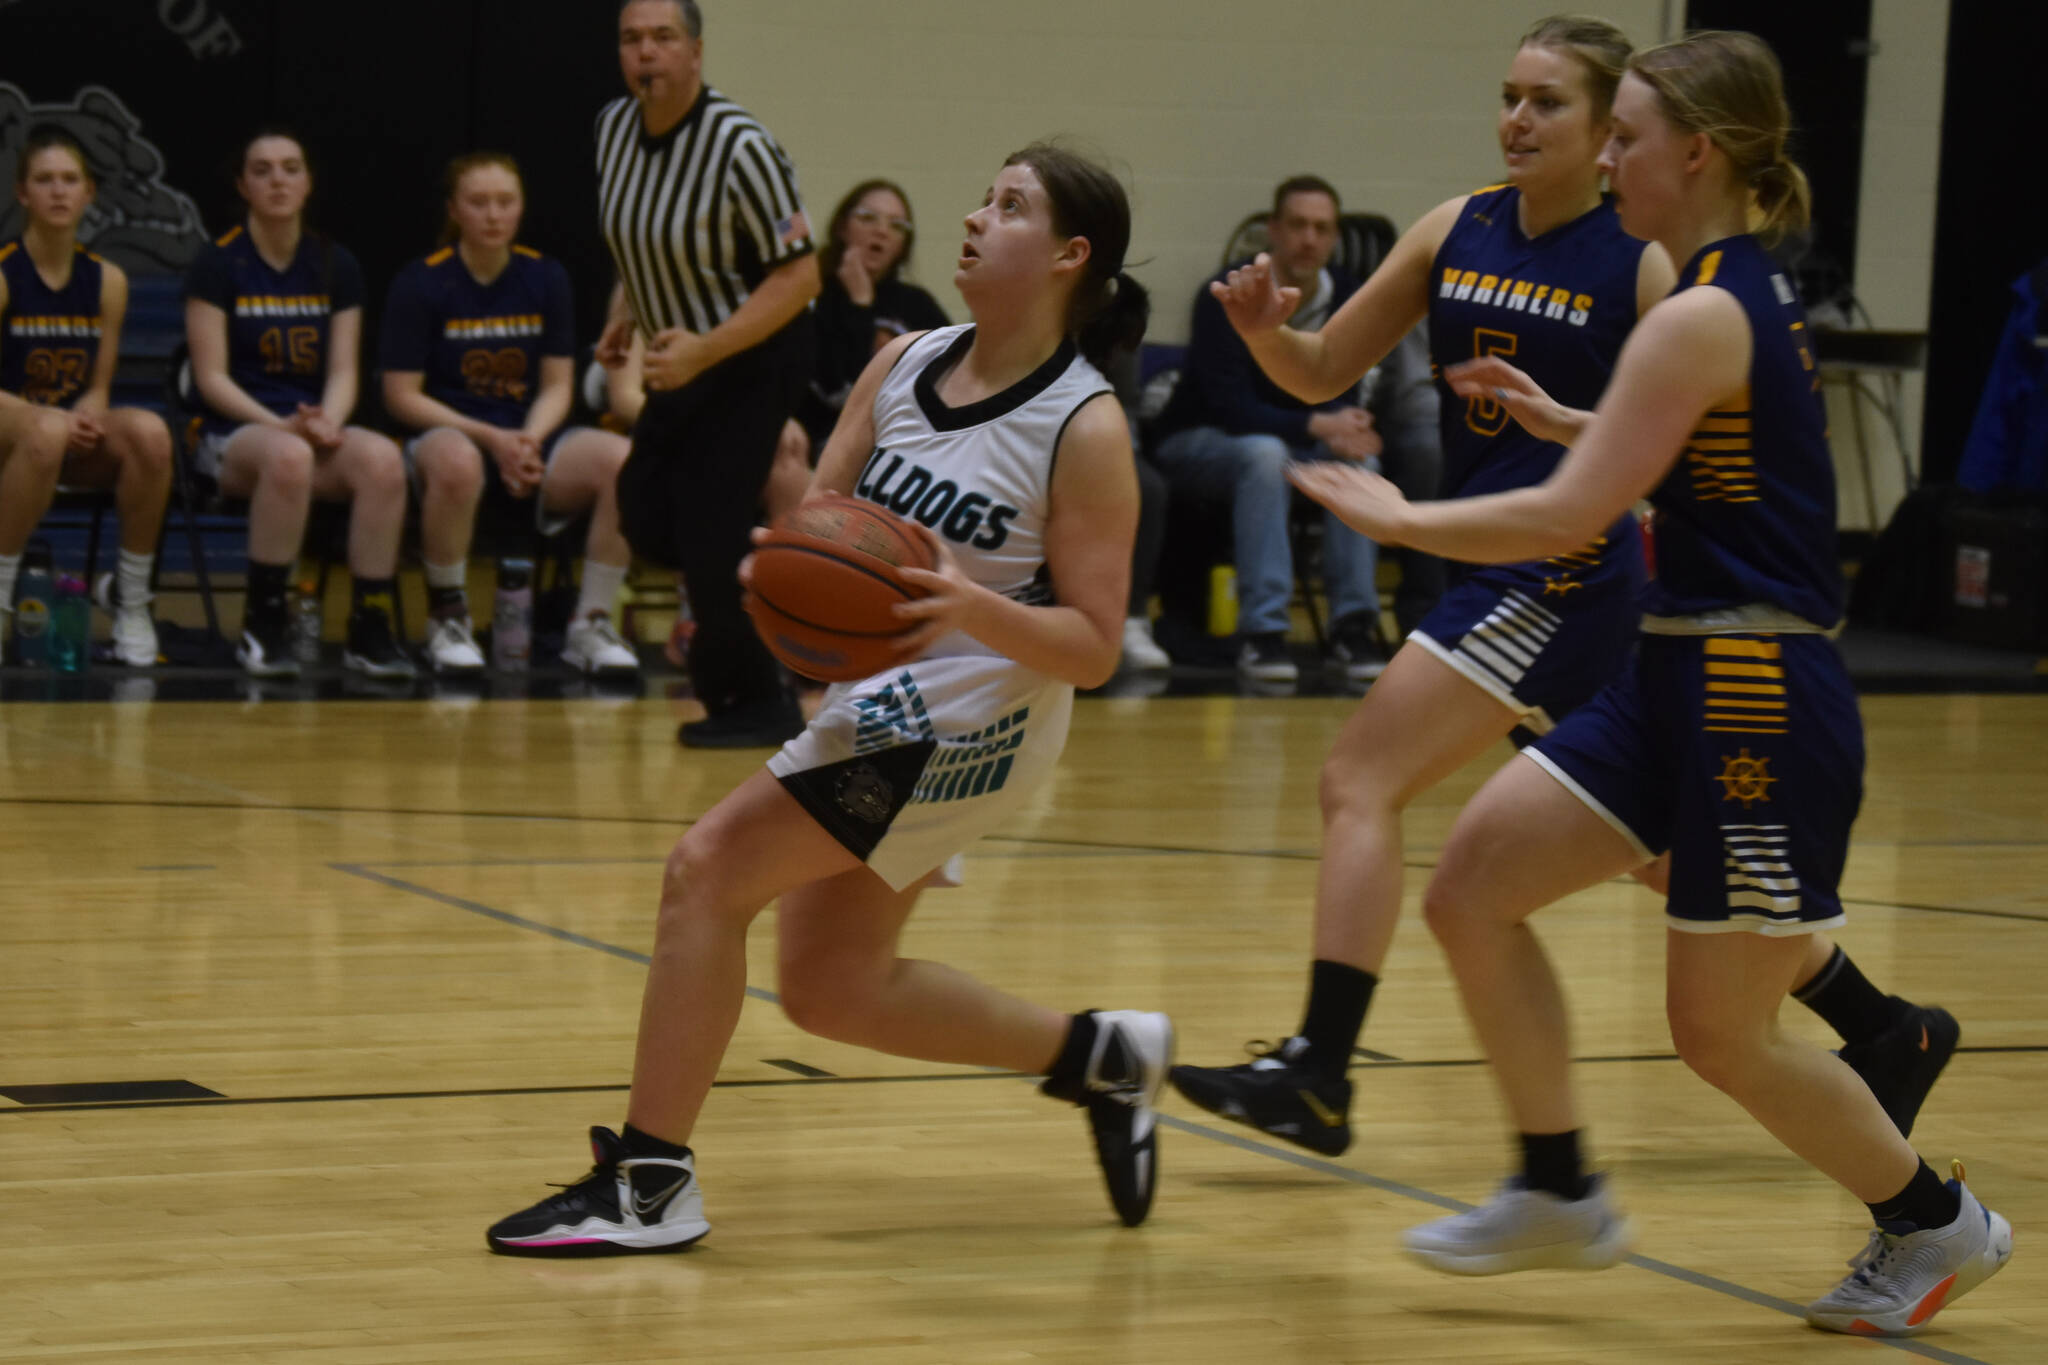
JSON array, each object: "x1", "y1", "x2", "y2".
[{"x1": 794, "y1": 180, "x2": 949, "y2": 454}]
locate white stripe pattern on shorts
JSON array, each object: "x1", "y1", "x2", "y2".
[{"x1": 1455, "y1": 589, "x2": 1562, "y2": 695}]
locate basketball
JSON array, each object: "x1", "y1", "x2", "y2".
[{"x1": 746, "y1": 493, "x2": 938, "y2": 682}]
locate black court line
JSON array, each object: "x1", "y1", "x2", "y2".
[
  {"x1": 765, "y1": 1059, "x2": 836, "y2": 1078},
  {"x1": 0, "y1": 1071, "x2": 1028, "y2": 1115},
  {"x1": 327, "y1": 870, "x2": 2011, "y2": 1362},
  {"x1": 9, "y1": 790, "x2": 2045, "y2": 855},
  {"x1": 5, "y1": 791, "x2": 2037, "y2": 926},
  {"x1": 345, "y1": 852, "x2": 2048, "y2": 927}
]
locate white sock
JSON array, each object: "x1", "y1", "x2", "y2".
[
  {"x1": 117, "y1": 548, "x2": 154, "y2": 608},
  {"x1": 0, "y1": 552, "x2": 19, "y2": 610},
  {"x1": 424, "y1": 559, "x2": 466, "y2": 592},
  {"x1": 577, "y1": 559, "x2": 629, "y2": 622}
]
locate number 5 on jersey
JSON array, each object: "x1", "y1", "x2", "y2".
[{"x1": 1464, "y1": 328, "x2": 1519, "y2": 437}]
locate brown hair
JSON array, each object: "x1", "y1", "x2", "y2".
[
  {"x1": 1519, "y1": 14, "x2": 1634, "y2": 119},
  {"x1": 1270, "y1": 174, "x2": 1340, "y2": 219},
  {"x1": 818, "y1": 178, "x2": 917, "y2": 284},
  {"x1": 1628, "y1": 30, "x2": 1813, "y2": 245},
  {"x1": 15, "y1": 125, "x2": 93, "y2": 191},
  {"x1": 439, "y1": 151, "x2": 526, "y2": 246},
  {"x1": 1000, "y1": 140, "x2": 1147, "y2": 369}
]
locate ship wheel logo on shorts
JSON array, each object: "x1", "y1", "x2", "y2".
[
  {"x1": 835, "y1": 762, "x2": 896, "y2": 824},
  {"x1": 1715, "y1": 748, "x2": 1776, "y2": 807}
]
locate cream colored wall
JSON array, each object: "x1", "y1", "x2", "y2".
[
  {"x1": 708, "y1": 0, "x2": 1945, "y2": 532},
  {"x1": 1833, "y1": 0, "x2": 1948, "y2": 531},
  {"x1": 705, "y1": 0, "x2": 1665, "y2": 341}
]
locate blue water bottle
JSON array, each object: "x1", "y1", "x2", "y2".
[
  {"x1": 52, "y1": 576, "x2": 90, "y2": 674},
  {"x1": 13, "y1": 560, "x2": 54, "y2": 667}
]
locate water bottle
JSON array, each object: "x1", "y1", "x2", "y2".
[
  {"x1": 51, "y1": 576, "x2": 90, "y2": 674},
  {"x1": 1207, "y1": 564, "x2": 1238, "y2": 637},
  {"x1": 493, "y1": 558, "x2": 533, "y2": 671},
  {"x1": 292, "y1": 580, "x2": 323, "y2": 666},
  {"x1": 13, "y1": 560, "x2": 54, "y2": 667}
]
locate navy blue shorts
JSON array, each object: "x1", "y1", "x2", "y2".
[
  {"x1": 1525, "y1": 632, "x2": 1864, "y2": 935},
  {"x1": 1407, "y1": 528, "x2": 1643, "y2": 737}
]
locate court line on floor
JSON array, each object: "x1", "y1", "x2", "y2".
[
  {"x1": 324, "y1": 864, "x2": 2006, "y2": 1364},
  {"x1": 324, "y1": 850, "x2": 2048, "y2": 927},
  {"x1": 0, "y1": 1071, "x2": 1027, "y2": 1116},
  {"x1": 7, "y1": 792, "x2": 2048, "y2": 853},
  {"x1": 8, "y1": 789, "x2": 2040, "y2": 924}
]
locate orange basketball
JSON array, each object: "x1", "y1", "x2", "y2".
[{"x1": 747, "y1": 493, "x2": 938, "y2": 682}]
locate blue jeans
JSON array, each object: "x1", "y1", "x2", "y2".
[{"x1": 1152, "y1": 426, "x2": 1380, "y2": 636}]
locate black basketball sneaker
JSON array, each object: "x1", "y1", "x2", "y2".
[
  {"x1": 486, "y1": 1126, "x2": 709, "y2": 1256},
  {"x1": 1042, "y1": 1009, "x2": 1174, "y2": 1227},
  {"x1": 1169, "y1": 1036, "x2": 1354, "y2": 1156},
  {"x1": 1838, "y1": 1000, "x2": 1960, "y2": 1139}
]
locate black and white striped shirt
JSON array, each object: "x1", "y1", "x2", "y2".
[{"x1": 594, "y1": 87, "x2": 813, "y2": 338}]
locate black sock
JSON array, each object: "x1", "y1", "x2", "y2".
[
  {"x1": 246, "y1": 559, "x2": 292, "y2": 627},
  {"x1": 1519, "y1": 1130, "x2": 1590, "y2": 1201},
  {"x1": 620, "y1": 1122, "x2": 690, "y2": 1160},
  {"x1": 1794, "y1": 946, "x2": 1907, "y2": 1046},
  {"x1": 1867, "y1": 1160, "x2": 1961, "y2": 1230},
  {"x1": 1042, "y1": 1011, "x2": 1099, "y2": 1097},
  {"x1": 351, "y1": 575, "x2": 398, "y2": 619},
  {"x1": 427, "y1": 584, "x2": 467, "y2": 619},
  {"x1": 1296, "y1": 960, "x2": 1376, "y2": 1079}
]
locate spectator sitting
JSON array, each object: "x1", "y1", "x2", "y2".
[
  {"x1": 0, "y1": 125, "x2": 173, "y2": 666},
  {"x1": 184, "y1": 128, "x2": 412, "y2": 680},
  {"x1": 792, "y1": 178, "x2": 950, "y2": 456},
  {"x1": 381, "y1": 152, "x2": 638, "y2": 677},
  {"x1": 1153, "y1": 175, "x2": 1419, "y2": 684}
]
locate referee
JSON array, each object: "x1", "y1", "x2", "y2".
[{"x1": 599, "y1": 0, "x2": 819, "y2": 747}]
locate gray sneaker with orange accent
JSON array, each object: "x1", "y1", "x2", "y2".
[{"x1": 1806, "y1": 1169, "x2": 2011, "y2": 1337}]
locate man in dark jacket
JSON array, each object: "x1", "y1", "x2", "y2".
[{"x1": 1154, "y1": 176, "x2": 1436, "y2": 684}]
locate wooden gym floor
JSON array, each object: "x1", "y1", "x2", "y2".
[{"x1": 0, "y1": 689, "x2": 2041, "y2": 1363}]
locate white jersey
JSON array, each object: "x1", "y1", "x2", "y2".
[
  {"x1": 767, "y1": 324, "x2": 1116, "y2": 890},
  {"x1": 853, "y1": 323, "x2": 1111, "y2": 652}
]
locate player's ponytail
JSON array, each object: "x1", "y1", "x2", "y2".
[
  {"x1": 1750, "y1": 154, "x2": 1812, "y2": 246},
  {"x1": 1077, "y1": 271, "x2": 1150, "y2": 374},
  {"x1": 1629, "y1": 30, "x2": 1812, "y2": 246}
]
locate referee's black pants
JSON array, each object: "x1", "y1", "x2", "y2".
[{"x1": 617, "y1": 316, "x2": 813, "y2": 719}]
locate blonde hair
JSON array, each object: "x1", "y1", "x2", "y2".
[
  {"x1": 439, "y1": 151, "x2": 525, "y2": 246},
  {"x1": 1519, "y1": 14, "x2": 1635, "y2": 119},
  {"x1": 1628, "y1": 30, "x2": 1812, "y2": 245}
]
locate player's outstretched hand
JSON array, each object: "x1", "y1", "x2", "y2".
[
  {"x1": 1210, "y1": 253, "x2": 1300, "y2": 339},
  {"x1": 1288, "y1": 461, "x2": 1413, "y2": 546},
  {"x1": 1442, "y1": 356, "x2": 1583, "y2": 447}
]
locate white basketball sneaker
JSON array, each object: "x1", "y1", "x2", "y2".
[
  {"x1": 425, "y1": 614, "x2": 486, "y2": 675},
  {"x1": 486, "y1": 1126, "x2": 709, "y2": 1256},
  {"x1": 1805, "y1": 1166, "x2": 2012, "y2": 1337},
  {"x1": 562, "y1": 611, "x2": 640, "y2": 675},
  {"x1": 1403, "y1": 1175, "x2": 1634, "y2": 1275}
]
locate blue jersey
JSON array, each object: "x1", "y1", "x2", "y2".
[
  {"x1": 0, "y1": 238, "x2": 103, "y2": 409},
  {"x1": 1428, "y1": 186, "x2": 1645, "y2": 591},
  {"x1": 1642, "y1": 236, "x2": 1842, "y2": 629},
  {"x1": 1430, "y1": 186, "x2": 1642, "y2": 498},
  {"x1": 378, "y1": 245, "x2": 576, "y2": 431},
  {"x1": 183, "y1": 225, "x2": 365, "y2": 431}
]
